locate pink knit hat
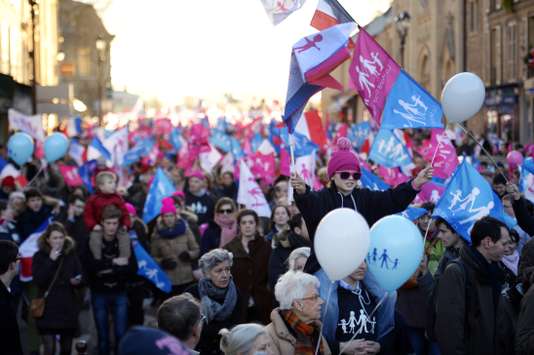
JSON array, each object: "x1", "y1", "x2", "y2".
[
  {"x1": 160, "y1": 197, "x2": 177, "y2": 215},
  {"x1": 186, "y1": 170, "x2": 205, "y2": 180},
  {"x1": 125, "y1": 203, "x2": 137, "y2": 216},
  {"x1": 327, "y1": 137, "x2": 360, "y2": 179}
]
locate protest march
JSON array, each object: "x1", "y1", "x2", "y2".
[{"x1": 1, "y1": 1, "x2": 534, "y2": 355}]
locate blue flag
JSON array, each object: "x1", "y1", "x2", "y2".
[
  {"x1": 381, "y1": 70, "x2": 444, "y2": 130},
  {"x1": 229, "y1": 137, "x2": 244, "y2": 159},
  {"x1": 89, "y1": 137, "x2": 112, "y2": 161},
  {"x1": 348, "y1": 121, "x2": 371, "y2": 148},
  {"x1": 251, "y1": 133, "x2": 263, "y2": 153},
  {"x1": 216, "y1": 117, "x2": 229, "y2": 132},
  {"x1": 291, "y1": 131, "x2": 318, "y2": 158},
  {"x1": 360, "y1": 167, "x2": 390, "y2": 191},
  {"x1": 78, "y1": 160, "x2": 97, "y2": 194},
  {"x1": 210, "y1": 129, "x2": 232, "y2": 153},
  {"x1": 130, "y1": 232, "x2": 171, "y2": 293},
  {"x1": 433, "y1": 160, "x2": 506, "y2": 243},
  {"x1": 397, "y1": 207, "x2": 428, "y2": 221},
  {"x1": 170, "y1": 128, "x2": 183, "y2": 151},
  {"x1": 520, "y1": 158, "x2": 534, "y2": 203},
  {"x1": 369, "y1": 129, "x2": 412, "y2": 168},
  {"x1": 123, "y1": 138, "x2": 154, "y2": 167},
  {"x1": 143, "y1": 168, "x2": 176, "y2": 223}
]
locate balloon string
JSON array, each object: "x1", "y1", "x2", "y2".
[
  {"x1": 430, "y1": 141, "x2": 440, "y2": 167},
  {"x1": 457, "y1": 124, "x2": 508, "y2": 183},
  {"x1": 423, "y1": 216, "x2": 432, "y2": 245},
  {"x1": 27, "y1": 165, "x2": 44, "y2": 187},
  {"x1": 339, "y1": 291, "x2": 388, "y2": 354},
  {"x1": 315, "y1": 281, "x2": 334, "y2": 355}
]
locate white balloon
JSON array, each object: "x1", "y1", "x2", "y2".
[
  {"x1": 314, "y1": 208, "x2": 370, "y2": 281},
  {"x1": 441, "y1": 72, "x2": 485, "y2": 123}
]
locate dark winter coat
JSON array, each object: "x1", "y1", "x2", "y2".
[
  {"x1": 0, "y1": 281, "x2": 23, "y2": 355},
  {"x1": 201, "y1": 221, "x2": 222, "y2": 255},
  {"x1": 224, "y1": 235, "x2": 274, "y2": 324},
  {"x1": 16, "y1": 205, "x2": 52, "y2": 242},
  {"x1": 83, "y1": 232, "x2": 138, "y2": 294},
  {"x1": 186, "y1": 283, "x2": 247, "y2": 355},
  {"x1": 32, "y1": 237, "x2": 83, "y2": 331},
  {"x1": 515, "y1": 285, "x2": 534, "y2": 355},
  {"x1": 496, "y1": 284, "x2": 523, "y2": 355},
  {"x1": 64, "y1": 215, "x2": 89, "y2": 256},
  {"x1": 294, "y1": 182, "x2": 419, "y2": 273},
  {"x1": 512, "y1": 197, "x2": 534, "y2": 237},
  {"x1": 435, "y1": 246, "x2": 505, "y2": 355},
  {"x1": 185, "y1": 191, "x2": 215, "y2": 225},
  {"x1": 268, "y1": 232, "x2": 310, "y2": 290}
]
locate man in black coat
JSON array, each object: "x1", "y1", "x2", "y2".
[{"x1": 0, "y1": 240, "x2": 23, "y2": 355}]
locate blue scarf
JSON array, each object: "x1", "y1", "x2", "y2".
[{"x1": 158, "y1": 219, "x2": 186, "y2": 239}]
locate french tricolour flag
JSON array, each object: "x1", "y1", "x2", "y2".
[
  {"x1": 311, "y1": 0, "x2": 353, "y2": 31},
  {"x1": 19, "y1": 219, "x2": 51, "y2": 282}
]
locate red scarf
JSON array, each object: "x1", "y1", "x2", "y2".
[
  {"x1": 281, "y1": 310, "x2": 325, "y2": 355},
  {"x1": 214, "y1": 214, "x2": 237, "y2": 247}
]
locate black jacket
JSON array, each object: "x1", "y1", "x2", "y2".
[
  {"x1": 32, "y1": 237, "x2": 83, "y2": 331},
  {"x1": 83, "y1": 234, "x2": 138, "y2": 294},
  {"x1": 516, "y1": 284, "x2": 534, "y2": 355},
  {"x1": 268, "y1": 233, "x2": 310, "y2": 290},
  {"x1": 512, "y1": 198, "x2": 534, "y2": 237},
  {"x1": 497, "y1": 284, "x2": 523, "y2": 355},
  {"x1": 295, "y1": 181, "x2": 418, "y2": 273},
  {"x1": 16, "y1": 205, "x2": 53, "y2": 242},
  {"x1": 64, "y1": 215, "x2": 89, "y2": 256},
  {"x1": 435, "y1": 246, "x2": 504, "y2": 355},
  {"x1": 185, "y1": 191, "x2": 214, "y2": 226},
  {"x1": 0, "y1": 281, "x2": 23, "y2": 355},
  {"x1": 201, "y1": 221, "x2": 222, "y2": 256}
]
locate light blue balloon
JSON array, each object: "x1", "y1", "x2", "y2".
[
  {"x1": 7, "y1": 132, "x2": 34, "y2": 166},
  {"x1": 367, "y1": 215, "x2": 424, "y2": 292},
  {"x1": 44, "y1": 132, "x2": 69, "y2": 163}
]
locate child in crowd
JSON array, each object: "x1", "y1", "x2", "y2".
[{"x1": 85, "y1": 171, "x2": 131, "y2": 260}]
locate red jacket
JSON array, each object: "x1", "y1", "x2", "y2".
[{"x1": 84, "y1": 192, "x2": 131, "y2": 230}]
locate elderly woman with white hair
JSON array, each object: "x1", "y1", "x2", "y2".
[
  {"x1": 219, "y1": 323, "x2": 273, "y2": 355},
  {"x1": 186, "y1": 248, "x2": 246, "y2": 355},
  {"x1": 265, "y1": 271, "x2": 331, "y2": 355},
  {"x1": 288, "y1": 247, "x2": 311, "y2": 272}
]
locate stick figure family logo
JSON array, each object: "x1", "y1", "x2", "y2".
[
  {"x1": 376, "y1": 136, "x2": 409, "y2": 163},
  {"x1": 367, "y1": 248, "x2": 400, "y2": 270},
  {"x1": 138, "y1": 259, "x2": 166, "y2": 290},
  {"x1": 338, "y1": 310, "x2": 376, "y2": 336},
  {"x1": 392, "y1": 95, "x2": 429, "y2": 127},
  {"x1": 354, "y1": 52, "x2": 384, "y2": 96},
  {"x1": 294, "y1": 34, "x2": 323, "y2": 53},
  {"x1": 448, "y1": 187, "x2": 495, "y2": 225}
]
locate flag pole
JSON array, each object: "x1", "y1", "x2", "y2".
[
  {"x1": 331, "y1": 0, "x2": 356, "y2": 23},
  {"x1": 457, "y1": 124, "x2": 509, "y2": 183}
]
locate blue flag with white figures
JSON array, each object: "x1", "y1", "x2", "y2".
[
  {"x1": 348, "y1": 121, "x2": 371, "y2": 148},
  {"x1": 369, "y1": 129, "x2": 412, "y2": 168},
  {"x1": 381, "y1": 70, "x2": 444, "y2": 130},
  {"x1": 520, "y1": 158, "x2": 534, "y2": 203},
  {"x1": 291, "y1": 131, "x2": 318, "y2": 158},
  {"x1": 123, "y1": 138, "x2": 154, "y2": 166},
  {"x1": 229, "y1": 137, "x2": 244, "y2": 159},
  {"x1": 210, "y1": 129, "x2": 232, "y2": 153},
  {"x1": 360, "y1": 167, "x2": 390, "y2": 191},
  {"x1": 433, "y1": 160, "x2": 506, "y2": 243},
  {"x1": 143, "y1": 168, "x2": 176, "y2": 223},
  {"x1": 397, "y1": 207, "x2": 428, "y2": 221},
  {"x1": 78, "y1": 160, "x2": 97, "y2": 194},
  {"x1": 170, "y1": 128, "x2": 183, "y2": 151},
  {"x1": 130, "y1": 232, "x2": 171, "y2": 293},
  {"x1": 251, "y1": 133, "x2": 263, "y2": 153}
]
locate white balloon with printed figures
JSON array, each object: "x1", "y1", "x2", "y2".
[
  {"x1": 314, "y1": 208, "x2": 370, "y2": 281},
  {"x1": 367, "y1": 215, "x2": 424, "y2": 292},
  {"x1": 441, "y1": 72, "x2": 485, "y2": 123}
]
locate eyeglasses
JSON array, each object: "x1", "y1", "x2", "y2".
[
  {"x1": 337, "y1": 171, "x2": 361, "y2": 180},
  {"x1": 218, "y1": 208, "x2": 233, "y2": 214},
  {"x1": 299, "y1": 294, "x2": 321, "y2": 302}
]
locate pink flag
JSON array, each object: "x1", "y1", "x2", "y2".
[
  {"x1": 378, "y1": 166, "x2": 409, "y2": 186},
  {"x1": 421, "y1": 129, "x2": 459, "y2": 180},
  {"x1": 349, "y1": 28, "x2": 400, "y2": 125},
  {"x1": 413, "y1": 181, "x2": 445, "y2": 205},
  {"x1": 58, "y1": 164, "x2": 83, "y2": 187},
  {"x1": 279, "y1": 148, "x2": 291, "y2": 177},
  {"x1": 247, "y1": 152, "x2": 276, "y2": 185}
]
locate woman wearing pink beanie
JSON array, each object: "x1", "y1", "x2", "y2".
[{"x1": 151, "y1": 196, "x2": 200, "y2": 297}]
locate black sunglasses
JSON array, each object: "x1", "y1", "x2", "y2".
[
  {"x1": 337, "y1": 172, "x2": 361, "y2": 180},
  {"x1": 218, "y1": 208, "x2": 233, "y2": 214}
]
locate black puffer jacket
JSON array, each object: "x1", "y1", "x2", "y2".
[
  {"x1": 294, "y1": 181, "x2": 418, "y2": 273},
  {"x1": 32, "y1": 237, "x2": 83, "y2": 331}
]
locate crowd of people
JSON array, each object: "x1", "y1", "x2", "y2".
[{"x1": 0, "y1": 128, "x2": 533, "y2": 355}]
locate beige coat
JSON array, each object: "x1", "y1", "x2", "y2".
[
  {"x1": 265, "y1": 308, "x2": 331, "y2": 355},
  {"x1": 151, "y1": 221, "x2": 199, "y2": 286}
]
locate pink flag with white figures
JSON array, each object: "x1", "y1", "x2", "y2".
[
  {"x1": 247, "y1": 152, "x2": 276, "y2": 185},
  {"x1": 295, "y1": 153, "x2": 316, "y2": 188},
  {"x1": 349, "y1": 28, "x2": 401, "y2": 125},
  {"x1": 237, "y1": 160, "x2": 271, "y2": 217},
  {"x1": 420, "y1": 129, "x2": 459, "y2": 179},
  {"x1": 413, "y1": 181, "x2": 445, "y2": 205},
  {"x1": 279, "y1": 148, "x2": 291, "y2": 177},
  {"x1": 58, "y1": 164, "x2": 83, "y2": 187},
  {"x1": 378, "y1": 166, "x2": 410, "y2": 186}
]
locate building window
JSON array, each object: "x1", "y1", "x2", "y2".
[
  {"x1": 506, "y1": 22, "x2": 517, "y2": 81},
  {"x1": 469, "y1": 0, "x2": 479, "y2": 32},
  {"x1": 77, "y1": 47, "x2": 91, "y2": 77},
  {"x1": 420, "y1": 54, "x2": 430, "y2": 89},
  {"x1": 490, "y1": 26, "x2": 502, "y2": 85}
]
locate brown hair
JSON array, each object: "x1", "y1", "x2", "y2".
[
  {"x1": 157, "y1": 293, "x2": 201, "y2": 341},
  {"x1": 215, "y1": 197, "x2": 237, "y2": 214},
  {"x1": 101, "y1": 204, "x2": 122, "y2": 222},
  {"x1": 236, "y1": 209, "x2": 259, "y2": 226},
  {"x1": 38, "y1": 222, "x2": 70, "y2": 252}
]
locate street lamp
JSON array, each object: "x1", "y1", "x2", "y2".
[
  {"x1": 395, "y1": 11, "x2": 411, "y2": 67},
  {"x1": 95, "y1": 36, "x2": 106, "y2": 127}
]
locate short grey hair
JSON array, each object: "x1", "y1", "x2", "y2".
[
  {"x1": 199, "y1": 248, "x2": 233, "y2": 275},
  {"x1": 219, "y1": 323, "x2": 265, "y2": 355},
  {"x1": 287, "y1": 247, "x2": 311, "y2": 271},
  {"x1": 274, "y1": 271, "x2": 320, "y2": 310}
]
